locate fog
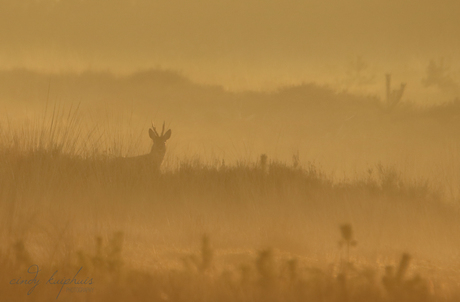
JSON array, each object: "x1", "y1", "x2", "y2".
[
  {"x1": 1, "y1": 0, "x2": 459, "y2": 92},
  {"x1": 1, "y1": 1, "x2": 460, "y2": 301}
]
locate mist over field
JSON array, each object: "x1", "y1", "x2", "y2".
[
  {"x1": 1, "y1": 0, "x2": 460, "y2": 94},
  {"x1": 1, "y1": 1, "x2": 460, "y2": 301}
]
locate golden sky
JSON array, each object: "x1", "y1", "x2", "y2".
[{"x1": 0, "y1": 0, "x2": 459, "y2": 88}]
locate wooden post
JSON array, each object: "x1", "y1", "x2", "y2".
[{"x1": 386, "y1": 73, "x2": 391, "y2": 106}]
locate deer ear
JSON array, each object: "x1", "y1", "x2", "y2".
[
  {"x1": 149, "y1": 128, "x2": 156, "y2": 139},
  {"x1": 163, "y1": 129, "x2": 171, "y2": 140}
]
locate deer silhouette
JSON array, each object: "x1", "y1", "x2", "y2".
[{"x1": 115, "y1": 122, "x2": 171, "y2": 171}]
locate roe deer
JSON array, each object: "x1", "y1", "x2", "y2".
[{"x1": 115, "y1": 122, "x2": 172, "y2": 171}]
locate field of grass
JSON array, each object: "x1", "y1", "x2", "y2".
[
  {"x1": 2, "y1": 0, "x2": 460, "y2": 300},
  {"x1": 0, "y1": 112, "x2": 459, "y2": 302},
  {"x1": 0, "y1": 70, "x2": 459, "y2": 301}
]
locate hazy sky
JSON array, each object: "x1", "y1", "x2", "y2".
[{"x1": 1, "y1": 0, "x2": 459, "y2": 88}]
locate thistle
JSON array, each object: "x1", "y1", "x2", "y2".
[{"x1": 339, "y1": 224, "x2": 357, "y2": 265}]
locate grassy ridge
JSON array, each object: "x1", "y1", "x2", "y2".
[
  {"x1": 0, "y1": 139, "x2": 459, "y2": 301},
  {"x1": 0, "y1": 111, "x2": 458, "y2": 301}
]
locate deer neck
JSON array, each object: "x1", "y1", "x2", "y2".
[{"x1": 150, "y1": 144, "x2": 166, "y2": 162}]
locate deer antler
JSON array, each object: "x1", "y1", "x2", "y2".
[
  {"x1": 151, "y1": 121, "x2": 160, "y2": 136},
  {"x1": 161, "y1": 121, "x2": 165, "y2": 136}
]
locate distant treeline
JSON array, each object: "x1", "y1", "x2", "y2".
[{"x1": 0, "y1": 68, "x2": 458, "y2": 114}]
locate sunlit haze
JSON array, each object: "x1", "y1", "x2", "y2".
[
  {"x1": 1, "y1": 1, "x2": 460, "y2": 301},
  {"x1": 1, "y1": 0, "x2": 459, "y2": 93}
]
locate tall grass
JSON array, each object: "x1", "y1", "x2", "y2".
[{"x1": 0, "y1": 113, "x2": 459, "y2": 301}]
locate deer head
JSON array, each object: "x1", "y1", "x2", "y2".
[{"x1": 149, "y1": 122, "x2": 171, "y2": 166}]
